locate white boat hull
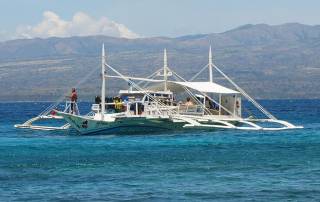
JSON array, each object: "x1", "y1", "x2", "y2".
[
  {"x1": 56, "y1": 109, "x2": 304, "y2": 135},
  {"x1": 58, "y1": 112, "x2": 186, "y2": 135}
]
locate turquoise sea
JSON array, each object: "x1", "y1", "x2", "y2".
[{"x1": 0, "y1": 100, "x2": 319, "y2": 201}]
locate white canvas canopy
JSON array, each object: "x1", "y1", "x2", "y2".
[
  {"x1": 148, "y1": 81, "x2": 239, "y2": 94},
  {"x1": 172, "y1": 82, "x2": 239, "y2": 94}
]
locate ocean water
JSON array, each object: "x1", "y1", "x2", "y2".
[{"x1": 0, "y1": 100, "x2": 320, "y2": 201}]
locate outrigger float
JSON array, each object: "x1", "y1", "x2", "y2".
[
  {"x1": 16, "y1": 44, "x2": 303, "y2": 134},
  {"x1": 14, "y1": 101, "x2": 79, "y2": 130}
]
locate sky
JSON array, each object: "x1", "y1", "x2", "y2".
[{"x1": 0, "y1": 0, "x2": 319, "y2": 41}]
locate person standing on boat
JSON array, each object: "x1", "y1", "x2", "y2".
[
  {"x1": 185, "y1": 97, "x2": 194, "y2": 106},
  {"x1": 69, "y1": 88, "x2": 78, "y2": 114}
]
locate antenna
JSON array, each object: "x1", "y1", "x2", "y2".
[
  {"x1": 101, "y1": 43, "x2": 106, "y2": 120},
  {"x1": 209, "y1": 45, "x2": 213, "y2": 82}
]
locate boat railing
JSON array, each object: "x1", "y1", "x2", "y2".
[
  {"x1": 91, "y1": 102, "x2": 127, "y2": 113},
  {"x1": 91, "y1": 101, "x2": 145, "y2": 115},
  {"x1": 92, "y1": 101, "x2": 202, "y2": 117},
  {"x1": 64, "y1": 101, "x2": 79, "y2": 115},
  {"x1": 177, "y1": 104, "x2": 204, "y2": 116}
]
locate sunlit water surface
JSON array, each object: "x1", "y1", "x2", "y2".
[{"x1": 0, "y1": 100, "x2": 319, "y2": 201}]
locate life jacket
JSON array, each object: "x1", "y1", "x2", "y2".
[{"x1": 115, "y1": 100, "x2": 122, "y2": 110}]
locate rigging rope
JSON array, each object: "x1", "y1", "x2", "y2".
[
  {"x1": 171, "y1": 73, "x2": 213, "y2": 115},
  {"x1": 212, "y1": 64, "x2": 276, "y2": 120},
  {"x1": 169, "y1": 67, "x2": 236, "y2": 117},
  {"x1": 105, "y1": 63, "x2": 179, "y2": 115},
  {"x1": 138, "y1": 69, "x2": 162, "y2": 86},
  {"x1": 39, "y1": 60, "x2": 100, "y2": 116},
  {"x1": 189, "y1": 64, "x2": 209, "y2": 81}
]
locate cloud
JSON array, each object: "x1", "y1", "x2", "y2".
[{"x1": 16, "y1": 11, "x2": 139, "y2": 39}]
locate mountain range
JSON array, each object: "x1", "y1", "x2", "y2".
[{"x1": 0, "y1": 23, "x2": 319, "y2": 101}]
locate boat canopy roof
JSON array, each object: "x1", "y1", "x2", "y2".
[
  {"x1": 148, "y1": 81, "x2": 239, "y2": 94},
  {"x1": 119, "y1": 90, "x2": 173, "y2": 95},
  {"x1": 172, "y1": 82, "x2": 239, "y2": 94}
]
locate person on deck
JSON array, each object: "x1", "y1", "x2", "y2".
[
  {"x1": 95, "y1": 96, "x2": 101, "y2": 104},
  {"x1": 69, "y1": 88, "x2": 78, "y2": 114},
  {"x1": 185, "y1": 97, "x2": 194, "y2": 106}
]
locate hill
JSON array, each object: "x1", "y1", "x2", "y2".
[{"x1": 0, "y1": 23, "x2": 319, "y2": 101}]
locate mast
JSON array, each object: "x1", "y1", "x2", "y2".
[
  {"x1": 101, "y1": 44, "x2": 106, "y2": 120},
  {"x1": 209, "y1": 46, "x2": 213, "y2": 82},
  {"x1": 163, "y1": 48, "x2": 168, "y2": 91}
]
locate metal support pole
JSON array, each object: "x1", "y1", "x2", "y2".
[
  {"x1": 101, "y1": 44, "x2": 106, "y2": 120},
  {"x1": 219, "y1": 94, "x2": 221, "y2": 116},
  {"x1": 164, "y1": 49, "x2": 168, "y2": 91},
  {"x1": 209, "y1": 46, "x2": 213, "y2": 82}
]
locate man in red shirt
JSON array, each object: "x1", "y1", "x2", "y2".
[{"x1": 69, "y1": 88, "x2": 78, "y2": 114}]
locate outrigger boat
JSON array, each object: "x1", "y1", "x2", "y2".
[{"x1": 48, "y1": 44, "x2": 302, "y2": 135}]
